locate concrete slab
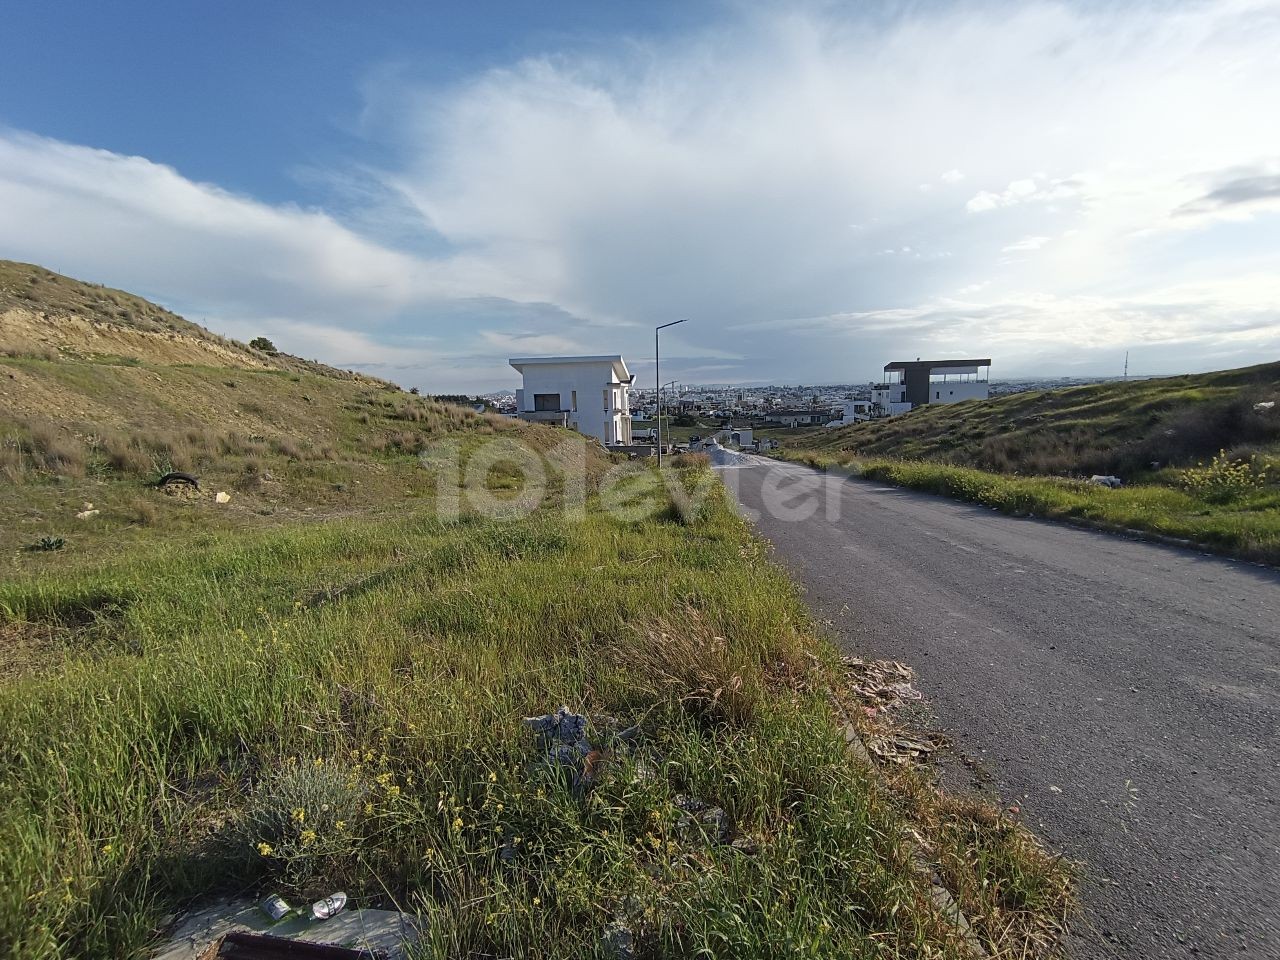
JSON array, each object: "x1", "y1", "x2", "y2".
[{"x1": 153, "y1": 897, "x2": 423, "y2": 960}]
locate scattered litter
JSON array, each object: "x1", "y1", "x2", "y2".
[
  {"x1": 841, "y1": 657, "x2": 924, "y2": 714},
  {"x1": 156, "y1": 471, "x2": 200, "y2": 492},
  {"x1": 1254, "y1": 401, "x2": 1275, "y2": 413},
  {"x1": 75, "y1": 507, "x2": 100, "y2": 520},
  {"x1": 310, "y1": 891, "x2": 347, "y2": 921},
  {"x1": 730, "y1": 836, "x2": 761, "y2": 856},
  {"x1": 601, "y1": 920, "x2": 636, "y2": 960},
  {"x1": 1049, "y1": 785, "x2": 1062, "y2": 793},
  {"x1": 1089, "y1": 475, "x2": 1123, "y2": 488},
  {"x1": 674, "y1": 795, "x2": 729, "y2": 844},
  {"x1": 215, "y1": 491, "x2": 231, "y2": 504},
  {"x1": 865, "y1": 734, "x2": 938, "y2": 763},
  {"x1": 524, "y1": 706, "x2": 600, "y2": 792},
  {"x1": 259, "y1": 894, "x2": 291, "y2": 921}
]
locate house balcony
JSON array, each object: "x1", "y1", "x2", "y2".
[{"x1": 516, "y1": 410, "x2": 570, "y2": 427}]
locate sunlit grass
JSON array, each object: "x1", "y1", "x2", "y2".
[{"x1": 0, "y1": 469, "x2": 1070, "y2": 959}]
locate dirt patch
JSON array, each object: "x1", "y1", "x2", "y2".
[
  {"x1": 1, "y1": 307, "x2": 272, "y2": 370},
  {"x1": 0, "y1": 589, "x2": 134, "y2": 675},
  {"x1": 0, "y1": 619, "x2": 64, "y2": 679}
]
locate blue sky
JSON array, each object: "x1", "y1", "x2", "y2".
[{"x1": 2, "y1": 0, "x2": 1279, "y2": 390}]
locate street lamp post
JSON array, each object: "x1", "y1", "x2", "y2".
[
  {"x1": 662, "y1": 379, "x2": 680, "y2": 449},
  {"x1": 655, "y1": 319, "x2": 688, "y2": 468}
]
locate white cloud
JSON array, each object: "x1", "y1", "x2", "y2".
[
  {"x1": 966, "y1": 175, "x2": 1082, "y2": 213},
  {"x1": 3, "y1": 0, "x2": 1280, "y2": 386},
  {"x1": 1002, "y1": 235, "x2": 1051, "y2": 252}
]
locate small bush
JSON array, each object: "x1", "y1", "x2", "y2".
[
  {"x1": 25, "y1": 536, "x2": 66, "y2": 552},
  {"x1": 0, "y1": 337, "x2": 58, "y2": 361},
  {"x1": 1180, "y1": 450, "x2": 1268, "y2": 503},
  {"x1": 235, "y1": 757, "x2": 372, "y2": 894},
  {"x1": 271, "y1": 437, "x2": 303, "y2": 460},
  {"x1": 130, "y1": 499, "x2": 158, "y2": 526},
  {"x1": 28, "y1": 425, "x2": 86, "y2": 477}
]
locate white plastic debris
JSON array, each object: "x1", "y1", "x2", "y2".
[
  {"x1": 1255, "y1": 401, "x2": 1275, "y2": 413},
  {"x1": 524, "y1": 706, "x2": 597, "y2": 791},
  {"x1": 1089, "y1": 475, "x2": 1123, "y2": 489},
  {"x1": 215, "y1": 491, "x2": 232, "y2": 504},
  {"x1": 76, "y1": 509, "x2": 100, "y2": 520}
]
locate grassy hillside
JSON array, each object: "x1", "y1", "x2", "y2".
[
  {"x1": 776, "y1": 363, "x2": 1280, "y2": 563},
  {"x1": 0, "y1": 260, "x2": 379, "y2": 380},
  {"x1": 789, "y1": 362, "x2": 1280, "y2": 477},
  {"x1": 0, "y1": 268, "x2": 1071, "y2": 958}
]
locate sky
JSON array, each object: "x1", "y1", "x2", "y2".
[{"x1": 1, "y1": 0, "x2": 1279, "y2": 391}]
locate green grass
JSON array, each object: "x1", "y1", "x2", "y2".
[
  {"x1": 0, "y1": 467, "x2": 1072, "y2": 959},
  {"x1": 778, "y1": 451, "x2": 1280, "y2": 564},
  {"x1": 784, "y1": 362, "x2": 1280, "y2": 478},
  {"x1": 772, "y1": 362, "x2": 1280, "y2": 564},
  {"x1": 1, "y1": 262, "x2": 1073, "y2": 957}
]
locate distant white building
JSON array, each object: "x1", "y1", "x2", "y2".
[
  {"x1": 872, "y1": 358, "x2": 991, "y2": 417},
  {"x1": 509, "y1": 355, "x2": 634, "y2": 445},
  {"x1": 827, "y1": 400, "x2": 872, "y2": 427}
]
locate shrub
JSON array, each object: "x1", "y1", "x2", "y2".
[
  {"x1": 1179, "y1": 450, "x2": 1268, "y2": 503},
  {"x1": 271, "y1": 437, "x2": 304, "y2": 460},
  {"x1": 28, "y1": 425, "x2": 86, "y2": 477},
  {"x1": 25, "y1": 536, "x2": 66, "y2": 552},
  {"x1": 234, "y1": 756, "x2": 372, "y2": 895},
  {"x1": 130, "y1": 499, "x2": 158, "y2": 526},
  {"x1": 0, "y1": 336, "x2": 59, "y2": 361},
  {"x1": 249, "y1": 337, "x2": 278, "y2": 353}
]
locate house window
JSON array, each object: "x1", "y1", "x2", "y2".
[
  {"x1": 935, "y1": 391, "x2": 940, "y2": 400},
  {"x1": 603, "y1": 389, "x2": 610, "y2": 412},
  {"x1": 533, "y1": 393, "x2": 560, "y2": 412},
  {"x1": 571, "y1": 390, "x2": 578, "y2": 412}
]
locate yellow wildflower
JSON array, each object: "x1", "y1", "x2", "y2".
[
  {"x1": 100, "y1": 843, "x2": 114, "y2": 855},
  {"x1": 256, "y1": 842, "x2": 274, "y2": 856},
  {"x1": 335, "y1": 821, "x2": 347, "y2": 832},
  {"x1": 291, "y1": 808, "x2": 306, "y2": 824},
  {"x1": 300, "y1": 829, "x2": 317, "y2": 846},
  {"x1": 532, "y1": 897, "x2": 541, "y2": 907},
  {"x1": 386, "y1": 785, "x2": 401, "y2": 798},
  {"x1": 364, "y1": 802, "x2": 375, "y2": 816},
  {"x1": 312, "y1": 757, "x2": 325, "y2": 768},
  {"x1": 452, "y1": 817, "x2": 463, "y2": 831},
  {"x1": 488, "y1": 771, "x2": 497, "y2": 783}
]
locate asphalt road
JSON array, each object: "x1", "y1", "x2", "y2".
[{"x1": 713, "y1": 451, "x2": 1280, "y2": 959}]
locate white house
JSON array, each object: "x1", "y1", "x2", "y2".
[
  {"x1": 509, "y1": 356, "x2": 634, "y2": 445},
  {"x1": 872, "y1": 358, "x2": 991, "y2": 417},
  {"x1": 826, "y1": 400, "x2": 872, "y2": 427}
]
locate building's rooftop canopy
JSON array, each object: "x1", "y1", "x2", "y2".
[
  {"x1": 510, "y1": 355, "x2": 632, "y2": 382},
  {"x1": 884, "y1": 358, "x2": 991, "y2": 372}
]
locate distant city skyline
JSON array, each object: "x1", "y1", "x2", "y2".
[{"x1": 2, "y1": 1, "x2": 1278, "y2": 391}]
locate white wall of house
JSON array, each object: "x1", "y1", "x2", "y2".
[
  {"x1": 509, "y1": 356, "x2": 633, "y2": 445},
  {"x1": 926, "y1": 380, "x2": 989, "y2": 404},
  {"x1": 871, "y1": 385, "x2": 913, "y2": 416}
]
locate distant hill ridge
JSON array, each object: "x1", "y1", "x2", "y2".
[{"x1": 784, "y1": 359, "x2": 1280, "y2": 478}]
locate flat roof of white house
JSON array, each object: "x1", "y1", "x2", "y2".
[
  {"x1": 509, "y1": 355, "x2": 632, "y2": 382},
  {"x1": 884, "y1": 358, "x2": 991, "y2": 371}
]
